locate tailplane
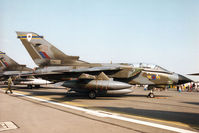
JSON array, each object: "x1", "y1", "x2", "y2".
[{"x1": 16, "y1": 32, "x2": 89, "y2": 67}]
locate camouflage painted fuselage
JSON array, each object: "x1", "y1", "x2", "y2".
[{"x1": 16, "y1": 32, "x2": 192, "y2": 86}]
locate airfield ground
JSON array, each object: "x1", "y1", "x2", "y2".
[{"x1": 0, "y1": 85, "x2": 198, "y2": 133}]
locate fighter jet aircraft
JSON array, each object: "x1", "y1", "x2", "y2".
[
  {"x1": 0, "y1": 51, "x2": 51, "y2": 88},
  {"x1": 16, "y1": 32, "x2": 192, "y2": 98}
]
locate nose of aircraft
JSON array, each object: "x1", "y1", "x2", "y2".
[{"x1": 178, "y1": 74, "x2": 193, "y2": 84}]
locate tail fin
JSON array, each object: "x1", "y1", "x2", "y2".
[
  {"x1": 16, "y1": 32, "x2": 89, "y2": 67},
  {"x1": 0, "y1": 51, "x2": 32, "y2": 71},
  {"x1": 0, "y1": 52, "x2": 7, "y2": 70},
  {"x1": 0, "y1": 51, "x2": 19, "y2": 69}
]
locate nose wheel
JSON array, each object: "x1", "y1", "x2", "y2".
[{"x1": 147, "y1": 90, "x2": 155, "y2": 98}]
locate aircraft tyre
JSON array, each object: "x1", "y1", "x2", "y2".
[
  {"x1": 27, "y1": 85, "x2": 32, "y2": 89},
  {"x1": 88, "y1": 91, "x2": 96, "y2": 99},
  {"x1": 147, "y1": 92, "x2": 155, "y2": 98}
]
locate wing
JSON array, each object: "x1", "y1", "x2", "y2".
[
  {"x1": 19, "y1": 66, "x2": 121, "y2": 82},
  {"x1": 51, "y1": 66, "x2": 121, "y2": 73},
  {"x1": 19, "y1": 66, "x2": 142, "y2": 83}
]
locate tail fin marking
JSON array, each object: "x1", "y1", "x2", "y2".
[{"x1": 16, "y1": 31, "x2": 89, "y2": 67}]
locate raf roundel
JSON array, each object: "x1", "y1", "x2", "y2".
[{"x1": 151, "y1": 75, "x2": 156, "y2": 80}]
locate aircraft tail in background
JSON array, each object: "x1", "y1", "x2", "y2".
[{"x1": 0, "y1": 51, "x2": 32, "y2": 71}]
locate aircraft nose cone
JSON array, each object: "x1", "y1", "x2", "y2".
[{"x1": 178, "y1": 74, "x2": 193, "y2": 84}]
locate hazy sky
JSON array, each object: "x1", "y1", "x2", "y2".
[{"x1": 0, "y1": 0, "x2": 199, "y2": 80}]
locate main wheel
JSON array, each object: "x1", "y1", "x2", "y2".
[
  {"x1": 88, "y1": 91, "x2": 96, "y2": 99},
  {"x1": 147, "y1": 92, "x2": 155, "y2": 98}
]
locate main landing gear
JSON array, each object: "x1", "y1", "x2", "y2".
[{"x1": 88, "y1": 90, "x2": 96, "y2": 99}]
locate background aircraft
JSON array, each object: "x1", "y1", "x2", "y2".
[
  {"x1": 0, "y1": 51, "x2": 51, "y2": 88},
  {"x1": 16, "y1": 32, "x2": 192, "y2": 98}
]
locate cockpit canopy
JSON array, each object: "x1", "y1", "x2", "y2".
[{"x1": 130, "y1": 63, "x2": 170, "y2": 72}]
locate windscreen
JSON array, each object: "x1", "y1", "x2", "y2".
[{"x1": 130, "y1": 63, "x2": 169, "y2": 72}]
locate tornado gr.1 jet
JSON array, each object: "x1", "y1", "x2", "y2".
[
  {"x1": 0, "y1": 51, "x2": 51, "y2": 88},
  {"x1": 16, "y1": 32, "x2": 192, "y2": 98}
]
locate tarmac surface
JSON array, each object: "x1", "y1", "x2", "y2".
[{"x1": 0, "y1": 85, "x2": 199, "y2": 133}]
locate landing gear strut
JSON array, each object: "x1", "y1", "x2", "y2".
[
  {"x1": 147, "y1": 90, "x2": 155, "y2": 98},
  {"x1": 88, "y1": 90, "x2": 96, "y2": 99},
  {"x1": 27, "y1": 85, "x2": 32, "y2": 89}
]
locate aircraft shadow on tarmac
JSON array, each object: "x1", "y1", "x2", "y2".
[
  {"x1": 50, "y1": 91, "x2": 159, "y2": 101},
  {"x1": 11, "y1": 87, "x2": 170, "y2": 100},
  {"x1": 1, "y1": 85, "x2": 171, "y2": 101},
  {"x1": 93, "y1": 106, "x2": 199, "y2": 130},
  {"x1": 1, "y1": 85, "x2": 171, "y2": 98},
  {"x1": 182, "y1": 102, "x2": 199, "y2": 106},
  {"x1": 10, "y1": 88, "x2": 123, "y2": 101}
]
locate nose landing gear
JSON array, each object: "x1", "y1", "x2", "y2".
[{"x1": 147, "y1": 90, "x2": 155, "y2": 98}]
